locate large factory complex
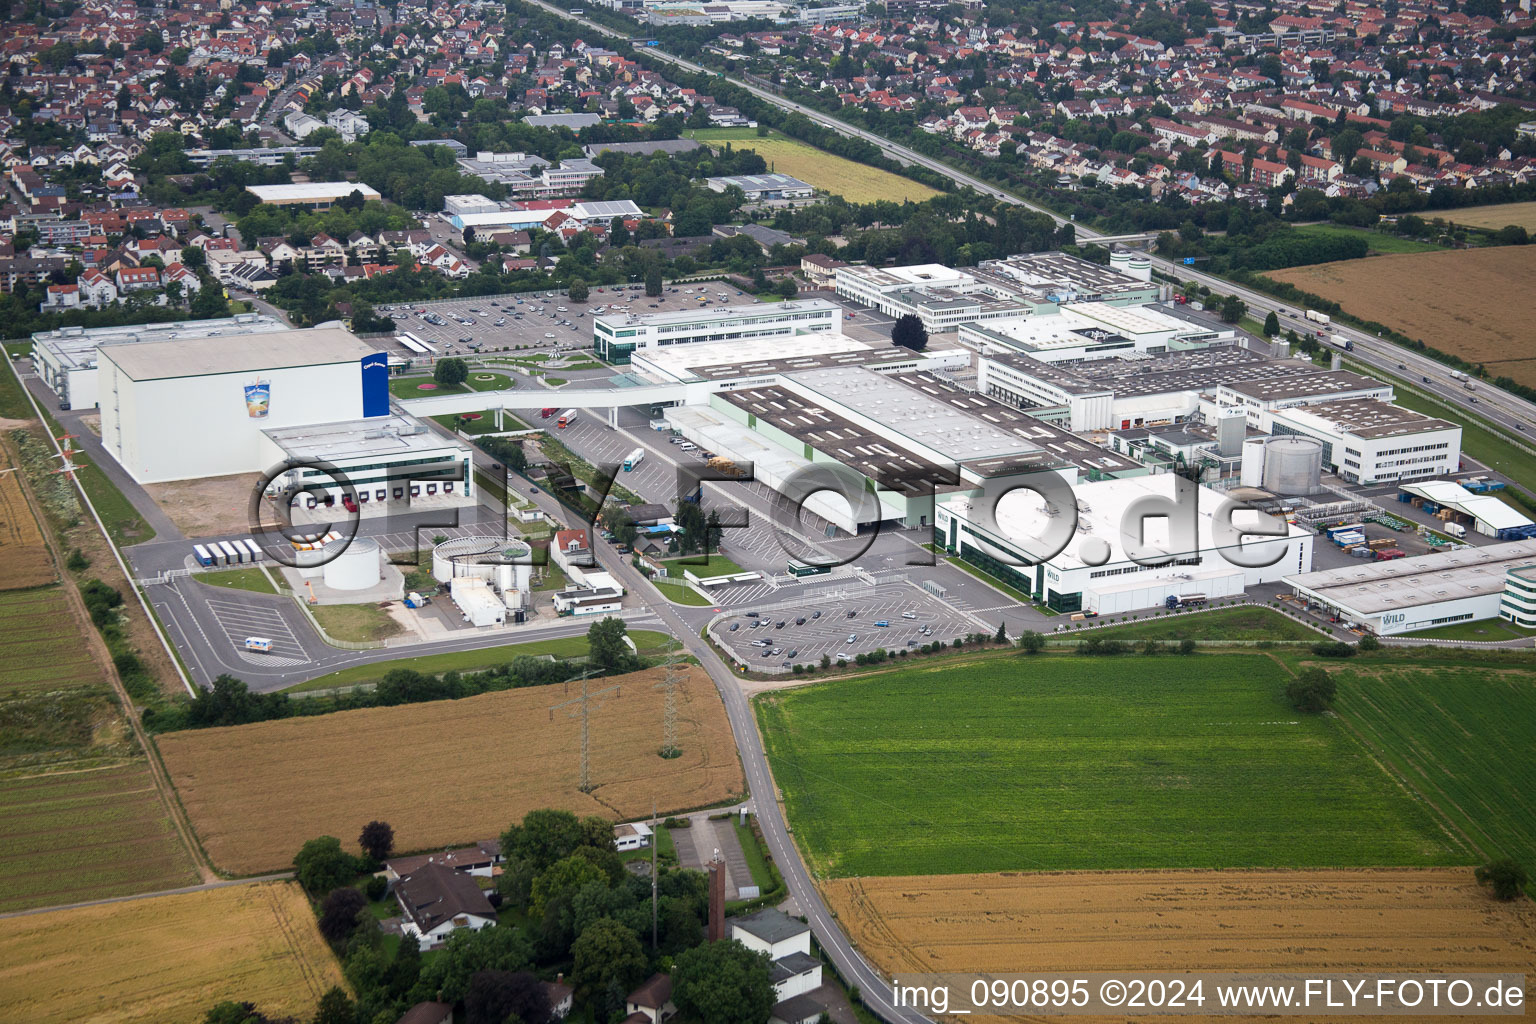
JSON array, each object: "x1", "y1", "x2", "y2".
[{"x1": 28, "y1": 248, "x2": 1536, "y2": 633}]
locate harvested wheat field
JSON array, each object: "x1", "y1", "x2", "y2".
[
  {"x1": 0, "y1": 448, "x2": 54, "y2": 590},
  {"x1": 1447, "y1": 201, "x2": 1536, "y2": 232},
  {"x1": 1269, "y1": 246, "x2": 1536, "y2": 388},
  {"x1": 0, "y1": 881, "x2": 342, "y2": 1024},
  {"x1": 826, "y1": 869, "x2": 1536, "y2": 1023},
  {"x1": 158, "y1": 666, "x2": 744, "y2": 874}
]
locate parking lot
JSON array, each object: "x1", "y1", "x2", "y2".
[{"x1": 708, "y1": 582, "x2": 982, "y2": 670}]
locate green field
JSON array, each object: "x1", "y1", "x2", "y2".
[
  {"x1": 1293, "y1": 223, "x2": 1442, "y2": 255},
  {"x1": 756, "y1": 654, "x2": 1463, "y2": 877},
  {"x1": 389, "y1": 372, "x2": 515, "y2": 399},
  {"x1": 663, "y1": 554, "x2": 747, "y2": 579},
  {"x1": 1081, "y1": 606, "x2": 1327, "y2": 643},
  {"x1": 1330, "y1": 661, "x2": 1536, "y2": 880},
  {"x1": 651, "y1": 576, "x2": 711, "y2": 606},
  {"x1": 0, "y1": 357, "x2": 32, "y2": 419},
  {"x1": 686, "y1": 127, "x2": 941, "y2": 205},
  {"x1": 284, "y1": 628, "x2": 675, "y2": 692},
  {"x1": 432, "y1": 409, "x2": 529, "y2": 435},
  {"x1": 1402, "y1": 617, "x2": 1536, "y2": 641},
  {"x1": 195, "y1": 568, "x2": 276, "y2": 595},
  {"x1": 309, "y1": 602, "x2": 403, "y2": 643},
  {"x1": 0, "y1": 585, "x2": 197, "y2": 910}
]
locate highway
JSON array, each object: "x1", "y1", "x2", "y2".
[{"x1": 523, "y1": 0, "x2": 1536, "y2": 443}]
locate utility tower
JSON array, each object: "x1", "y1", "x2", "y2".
[
  {"x1": 548, "y1": 675, "x2": 620, "y2": 793},
  {"x1": 656, "y1": 640, "x2": 687, "y2": 758}
]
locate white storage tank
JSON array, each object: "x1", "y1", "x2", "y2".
[
  {"x1": 432, "y1": 536, "x2": 532, "y2": 594},
  {"x1": 1127, "y1": 256, "x2": 1152, "y2": 282},
  {"x1": 323, "y1": 537, "x2": 381, "y2": 591},
  {"x1": 1240, "y1": 436, "x2": 1267, "y2": 488},
  {"x1": 1110, "y1": 250, "x2": 1133, "y2": 276},
  {"x1": 1262, "y1": 436, "x2": 1324, "y2": 495}
]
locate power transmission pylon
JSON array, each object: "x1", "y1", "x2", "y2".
[
  {"x1": 656, "y1": 640, "x2": 687, "y2": 758},
  {"x1": 548, "y1": 675, "x2": 620, "y2": 793}
]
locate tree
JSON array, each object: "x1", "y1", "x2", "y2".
[
  {"x1": 1331, "y1": 127, "x2": 1364, "y2": 167},
  {"x1": 434, "y1": 357, "x2": 469, "y2": 387},
  {"x1": 1263, "y1": 310, "x2": 1280, "y2": 336},
  {"x1": 501, "y1": 809, "x2": 595, "y2": 874},
  {"x1": 891, "y1": 313, "x2": 928, "y2": 352},
  {"x1": 1357, "y1": 633, "x2": 1380, "y2": 651},
  {"x1": 568, "y1": 277, "x2": 589, "y2": 302},
  {"x1": 1475, "y1": 858, "x2": 1529, "y2": 901},
  {"x1": 1178, "y1": 638, "x2": 1197, "y2": 655},
  {"x1": 672, "y1": 939, "x2": 775, "y2": 1024},
  {"x1": 1220, "y1": 294, "x2": 1246, "y2": 324},
  {"x1": 318, "y1": 886, "x2": 369, "y2": 944},
  {"x1": 572, "y1": 917, "x2": 648, "y2": 1000},
  {"x1": 994, "y1": 621, "x2": 1008, "y2": 644},
  {"x1": 1016, "y1": 630, "x2": 1045, "y2": 654},
  {"x1": 645, "y1": 266, "x2": 663, "y2": 297},
  {"x1": 359, "y1": 820, "x2": 394, "y2": 862},
  {"x1": 180, "y1": 245, "x2": 206, "y2": 270},
  {"x1": 464, "y1": 969, "x2": 553, "y2": 1024},
  {"x1": 293, "y1": 836, "x2": 357, "y2": 895},
  {"x1": 312, "y1": 986, "x2": 354, "y2": 1024},
  {"x1": 773, "y1": 276, "x2": 798, "y2": 299},
  {"x1": 586, "y1": 616, "x2": 636, "y2": 674},
  {"x1": 1285, "y1": 667, "x2": 1337, "y2": 712},
  {"x1": 190, "y1": 283, "x2": 230, "y2": 319},
  {"x1": 203, "y1": 1004, "x2": 280, "y2": 1024}
]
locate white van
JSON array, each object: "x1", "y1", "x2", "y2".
[
  {"x1": 678, "y1": 442, "x2": 697, "y2": 451},
  {"x1": 244, "y1": 637, "x2": 273, "y2": 652}
]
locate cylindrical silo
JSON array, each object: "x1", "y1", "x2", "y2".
[
  {"x1": 1110, "y1": 250, "x2": 1133, "y2": 277},
  {"x1": 322, "y1": 537, "x2": 381, "y2": 591},
  {"x1": 1262, "y1": 437, "x2": 1324, "y2": 495},
  {"x1": 1240, "y1": 436, "x2": 1267, "y2": 488},
  {"x1": 1128, "y1": 256, "x2": 1152, "y2": 281}
]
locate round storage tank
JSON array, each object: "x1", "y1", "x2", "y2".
[
  {"x1": 1128, "y1": 256, "x2": 1152, "y2": 281},
  {"x1": 323, "y1": 537, "x2": 381, "y2": 591},
  {"x1": 432, "y1": 536, "x2": 532, "y2": 589},
  {"x1": 1262, "y1": 437, "x2": 1323, "y2": 495},
  {"x1": 1110, "y1": 250, "x2": 1132, "y2": 274},
  {"x1": 1239, "y1": 436, "x2": 1267, "y2": 488}
]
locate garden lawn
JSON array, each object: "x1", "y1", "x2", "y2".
[
  {"x1": 662, "y1": 554, "x2": 747, "y2": 579},
  {"x1": 194, "y1": 569, "x2": 276, "y2": 595},
  {"x1": 1330, "y1": 661, "x2": 1536, "y2": 879},
  {"x1": 1084, "y1": 606, "x2": 1327, "y2": 642},
  {"x1": 308, "y1": 603, "x2": 402, "y2": 643},
  {"x1": 755, "y1": 653, "x2": 1463, "y2": 877},
  {"x1": 651, "y1": 577, "x2": 710, "y2": 606}
]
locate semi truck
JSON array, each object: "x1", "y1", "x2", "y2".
[
  {"x1": 557, "y1": 409, "x2": 578, "y2": 428},
  {"x1": 623, "y1": 447, "x2": 644, "y2": 471},
  {"x1": 1327, "y1": 333, "x2": 1354, "y2": 351},
  {"x1": 1165, "y1": 593, "x2": 1208, "y2": 609},
  {"x1": 1305, "y1": 309, "x2": 1330, "y2": 325},
  {"x1": 540, "y1": 407, "x2": 559, "y2": 419}
]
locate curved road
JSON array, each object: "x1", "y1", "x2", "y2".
[{"x1": 527, "y1": 0, "x2": 1536, "y2": 441}]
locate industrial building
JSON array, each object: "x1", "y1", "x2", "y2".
[
  {"x1": 975, "y1": 250, "x2": 1161, "y2": 305},
  {"x1": 445, "y1": 199, "x2": 643, "y2": 234},
  {"x1": 244, "y1": 181, "x2": 382, "y2": 210},
  {"x1": 266, "y1": 411, "x2": 475, "y2": 508},
  {"x1": 455, "y1": 151, "x2": 604, "y2": 198},
  {"x1": 1267, "y1": 400, "x2": 1461, "y2": 485},
  {"x1": 1285, "y1": 540, "x2": 1536, "y2": 635},
  {"x1": 593, "y1": 299, "x2": 839, "y2": 364},
  {"x1": 705, "y1": 173, "x2": 815, "y2": 200},
  {"x1": 96, "y1": 327, "x2": 470, "y2": 495},
  {"x1": 936, "y1": 473, "x2": 1314, "y2": 614},
  {"x1": 834, "y1": 263, "x2": 1029, "y2": 334},
  {"x1": 1398, "y1": 479, "x2": 1536, "y2": 540},
  {"x1": 186, "y1": 146, "x2": 321, "y2": 168},
  {"x1": 964, "y1": 302, "x2": 1231, "y2": 363},
  {"x1": 32, "y1": 313, "x2": 290, "y2": 410}
]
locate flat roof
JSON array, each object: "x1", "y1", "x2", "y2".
[
  {"x1": 246, "y1": 181, "x2": 382, "y2": 201},
  {"x1": 1285, "y1": 539, "x2": 1536, "y2": 615},
  {"x1": 267, "y1": 412, "x2": 470, "y2": 461},
  {"x1": 1274, "y1": 398, "x2": 1458, "y2": 441},
  {"x1": 980, "y1": 350, "x2": 1115, "y2": 396},
  {"x1": 100, "y1": 327, "x2": 375, "y2": 381},
  {"x1": 1219, "y1": 370, "x2": 1389, "y2": 402},
  {"x1": 1077, "y1": 351, "x2": 1318, "y2": 399},
  {"x1": 33, "y1": 314, "x2": 288, "y2": 371},
  {"x1": 631, "y1": 332, "x2": 875, "y2": 381},
  {"x1": 975, "y1": 251, "x2": 1156, "y2": 298},
  {"x1": 706, "y1": 172, "x2": 813, "y2": 191},
  {"x1": 837, "y1": 263, "x2": 974, "y2": 289},
  {"x1": 891, "y1": 372, "x2": 1142, "y2": 476},
  {"x1": 595, "y1": 298, "x2": 838, "y2": 331},
  {"x1": 1402, "y1": 480, "x2": 1533, "y2": 532}
]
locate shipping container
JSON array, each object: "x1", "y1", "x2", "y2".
[
  {"x1": 218, "y1": 540, "x2": 243, "y2": 564},
  {"x1": 192, "y1": 544, "x2": 215, "y2": 567}
]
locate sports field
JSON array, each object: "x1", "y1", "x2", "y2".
[
  {"x1": 756, "y1": 654, "x2": 1462, "y2": 877},
  {"x1": 1330, "y1": 661, "x2": 1536, "y2": 874},
  {"x1": 159, "y1": 666, "x2": 744, "y2": 874},
  {"x1": 0, "y1": 881, "x2": 344, "y2": 1024},
  {"x1": 1446, "y1": 201, "x2": 1536, "y2": 231},
  {"x1": 1269, "y1": 246, "x2": 1536, "y2": 388},
  {"x1": 825, "y1": 868, "x2": 1536, "y2": 1018},
  {"x1": 688, "y1": 128, "x2": 941, "y2": 204}
]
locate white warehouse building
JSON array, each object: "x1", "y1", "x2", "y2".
[
  {"x1": 593, "y1": 299, "x2": 839, "y2": 364},
  {"x1": 935, "y1": 474, "x2": 1313, "y2": 614},
  {"x1": 1267, "y1": 399, "x2": 1461, "y2": 485}
]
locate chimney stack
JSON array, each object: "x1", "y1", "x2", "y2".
[{"x1": 707, "y1": 857, "x2": 726, "y2": 942}]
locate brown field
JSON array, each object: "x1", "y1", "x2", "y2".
[
  {"x1": 158, "y1": 666, "x2": 744, "y2": 874},
  {"x1": 1446, "y1": 201, "x2": 1536, "y2": 232},
  {"x1": 0, "y1": 881, "x2": 344, "y2": 1024},
  {"x1": 143, "y1": 472, "x2": 264, "y2": 538},
  {"x1": 825, "y1": 869, "x2": 1536, "y2": 1023},
  {"x1": 1269, "y1": 247, "x2": 1536, "y2": 388},
  {"x1": 0, "y1": 446, "x2": 55, "y2": 590}
]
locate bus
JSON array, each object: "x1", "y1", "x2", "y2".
[
  {"x1": 787, "y1": 560, "x2": 831, "y2": 578},
  {"x1": 623, "y1": 447, "x2": 644, "y2": 471},
  {"x1": 243, "y1": 637, "x2": 273, "y2": 652},
  {"x1": 557, "y1": 409, "x2": 579, "y2": 428},
  {"x1": 192, "y1": 544, "x2": 215, "y2": 567}
]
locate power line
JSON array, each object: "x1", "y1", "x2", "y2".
[
  {"x1": 656, "y1": 639, "x2": 687, "y2": 759},
  {"x1": 548, "y1": 674, "x2": 621, "y2": 793}
]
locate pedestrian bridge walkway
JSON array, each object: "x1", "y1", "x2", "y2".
[{"x1": 398, "y1": 383, "x2": 689, "y2": 418}]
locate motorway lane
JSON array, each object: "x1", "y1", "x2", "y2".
[{"x1": 523, "y1": 0, "x2": 1536, "y2": 440}]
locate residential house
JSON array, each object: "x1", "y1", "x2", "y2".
[
  {"x1": 393, "y1": 862, "x2": 498, "y2": 949},
  {"x1": 116, "y1": 266, "x2": 161, "y2": 292},
  {"x1": 731, "y1": 909, "x2": 824, "y2": 1009},
  {"x1": 78, "y1": 269, "x2": 119, "y2": 306},
  {"x1": 550, "y1": 528, "x2": 592, "y2": 571},
  {"x1": 40, "y1": 283, "x2": 81, "y2": 312},
  {"x1": 394, "y1": 1002, "x2": 453, "y2": 1024},
  {"x1": 384, "y1": 840, "x2": 502, "y2": 880},
  {"x1": 625, "y1": 973, "x2": 675, "y2": 1024},
  {"x1": 613, "y1": 821, "x2": 653, "y2": 852},
  {"x1": 800, "y1": 254, "x2": 847, "y2": 288}
]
